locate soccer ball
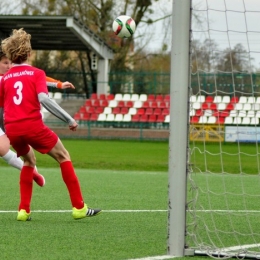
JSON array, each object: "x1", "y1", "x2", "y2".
[{"x1": 112, "y1": 15, "x2": 136, "y2": 38}]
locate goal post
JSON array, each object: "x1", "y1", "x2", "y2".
[{"x1": 167, "y1": 0, "x2": 191, "y2": 257}]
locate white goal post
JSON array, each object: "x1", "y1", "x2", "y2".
[{"x1": 168, "y1": 0, "x2": 260, "y2": 259}]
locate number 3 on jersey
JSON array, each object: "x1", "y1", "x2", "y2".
[{"x1": 13, "y1": 81, "x2": 23, "y2": 105}]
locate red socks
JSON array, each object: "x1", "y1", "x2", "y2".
[
  {"x1": 60, "y1": 161, "x2": 84, "y2": 209},
  {"x1": 19, "y1": 166, "x2": 34, "y2": 213}
]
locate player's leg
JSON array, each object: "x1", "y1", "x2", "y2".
[
  {"x1": 0, "y1": 129, "x2": 45, "y2": 187},
  {"x1": 47, "y1": 138, "x2": 101, "y2": 219}
]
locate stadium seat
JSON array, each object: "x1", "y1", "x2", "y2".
[
  {"x1": 162, "y1": 108, "x2": 170, "y2": 115},
  {"x1": 133, "y1": 100, "x2": 143, "y2": 108},
  {"x1": 107, "y1": 94, "x2": 115, "y2": 100},
  {"x1": 106, "y1": 114, "x2": 115, "y2": 121},
  {"x1": 159, "y1": 101, "x2": 167, "y2": 108},
  {"x1": 256, "y1": 111, "x2": 260, "y2": 118},
  {"x1": 217, "y1": 103, "x2": 226, "y2": 110},
  {"x1": 82, "y1": 113, "x2": 90, "y2": 121},
  {"x1": 192, "y1": 102, "x2": 201, "y2": 110},
  {"x1": 104, "y1": 107, "x2": 112, "y2": 114},
  {"x1": 121, "y1": 107, "x2": 129, "y2": 115},
  {"x1": 90, "y1": 93, "x2": 97, "y2": 99},
  {"x1": 86, "y1": 106, "x2": 95, "y2": 114},
  {"x1": 117, "y1": 100, "x2": 125, "y2": 108},
  {"x1": 90, "y1": 113, "x2": 98, "y2": 121},
  {"x1": 205, "y1": 96, "x2": 214, "y2": 103},
  {"x1": 233, "y1": 117, "x2": 242, "y2": 124},
  {"x1": 140, "y1": 114, "x2": 148, "y2": 122},
  {"x1": 256, "y1": 97, "x2": 260, "y2": 104},
  {"x1": 164, "y1": 94, "x2": 170, "y2": 102},
  {"x1": 157, "y1": 114, "x2": 165, "y2": 123},
  {"x1": 108, "y1": 100, "x2": 118, "y2": 108},
  {"x1": 99, "y1": 94, "x2": 106, "y2": 100},
  {"x1": 132, "y1": 114, "x2": 140, "y2": 122},
  {"x1": 150, "y1": 101, "x2": 158, "y2": 108},
  {"x1": 219, "y1": 111, "x2": 229, "y2": 117},
  {"x1": 243, "y1": 103, "x2": 251, "y2": 111},
  {"x1": 164, "y1": 115, "x2": 170, "y2": 123},
  {"x1": 114, "y1": 114, "x2": 123, "y2": 122},
  {"x1": 224, "y1": 117, "x2": 233, "y2": 124},
  {"x1": 234, "y1": 103, "x2": 243, "y2": 110},
  {"x1": 190, "y1": 95, "x2": 197, "y2": 103},
  {"x1": 204, "y1": 110, "x2": 213, "y2": 117},
  {"x1": 238, "y1": 96, "x2": 247, "y2": 104},
  {"x1": 122, "y1": 94, "x2": 131, "y2": 101},
  {"x1": 190, "y1": 109, "x2": 196, "y2": 116},
  {"x1": 148, "y1": 114, "x2": 157, "y2": 122},
  {"x1": 229, "y1": 110, "x2": 237, "y2": 117},
  {"x1": 195, "y1": 109, "x2": 203, "y2": 116},
  {"x1": 112, "y1": 107, "x2": 121, "y2": 114},
  {"x1": 201, "y1": 102, "x2": 210, "y2": 110},
  {"x1": 97, "y1": 113, "x2": 106, "y2": 121},
  {"x1": 115, "y1": 93, "x2": 123, "y2": 101},
  {"x1": 241, "y1": 117, "x2": 250, "y2": 125},
  {"x1": 190, "y1": 116, "x2": 199, "y2": 124},
  {"x1": 197, "y1": 95, "x2": 205, "y2": 103},
  {"x1": 85, "y1": 99, "x2": 92, "y2": 107},
  {"x1": 125, "y1": 101, "x2": 133, "y2": 108},
  {"x1": 145, "y1": 108, "x2": 153, "y2": 115},
  {"x1": 209, "y1": 103, "x2": 217, "y2": 110},
  {"x1": 238, "y1": 110, "x2": 247, "y2": 117},
  {"x1": 199, "y1": 116, "x2": 208, "y2": 124},
  {"x1": 156, "y1": 95, "x2": 163, "y2": 101},
  {"x1": 251, "y1": 104, "x2": 260, "y2": 110},
  {"x1": 222, "y1": 96, "x2": 231, "y2": 103},
  {"x1": 142, "y1": 101, "x2": 150, "y2": 108},
  {"x1": 250, "y1": 118, "x2": 259, "y2": 125},
  {"x1": 247, "y1": 110, "x2": 255, "y2": 118},
  {"x1": 131, "y1": 94, "x2": 139, "y2": 101},
  {"x1": 213, "y1": 96, "x2": 222, "y2": 103},
  {"x1": 137, "y1": 108, "x2": 145, "y2": 115},
  {"x1": 147, "y1": 94, "x2": 155, "y2": 101},
  {"x1": 216, "y1": 117, "x2": 225, "y2": 124},
  {"x1": 230, "y1": 96, "x2": 239, "y2": 104},
  {"x1": 247, "y1": 97, "x2": 255, "y2": 104},
  {"x1": 100, "y1": 99, "x2": 108, "y2": 107},
  {"x1": 123, "y1": 114, "x2": 131, "y2": 122},
  {"x1": 139, "y1": 94, "x2": 147, "y2": 102},
  {"x1": 95, "y1": 106, "x2": 104, "y2": 114},
  {"x1": 207, "y1": 116, "x2": 216, "y2": 124},
  {"x1": 92, "y1": 99, "x2": 101, "y2": 107},
  {"x1": 128, "y1": 107, "x2": 137, "y2": 115},
  {"x1": 153, "y1": 108, "x2": 162, "y2": 115},
  {"x1": 225, "y1": 103, "x2": 234, "y2": 111}
]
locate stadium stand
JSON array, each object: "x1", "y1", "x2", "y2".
[{"x1": 73, "y1": 94, "x2": 260, "y2": 126}]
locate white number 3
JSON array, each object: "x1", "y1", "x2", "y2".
[{"x1": 13, "y1": 81, "x2": 23, "y2": 105}]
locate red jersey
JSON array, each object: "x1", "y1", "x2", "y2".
[{"x1": 0, "y1": 64, "x2": 48, "y2": 135}]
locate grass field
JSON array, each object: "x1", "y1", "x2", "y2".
[{"x1": 1, "y1": 140, "x2": 260, "y2": 260}]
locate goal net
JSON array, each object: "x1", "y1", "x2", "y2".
[{"x1": 186, "y1": 0, "x2": 260, "y2": 258}]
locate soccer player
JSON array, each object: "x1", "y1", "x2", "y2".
[
  {"x1": 0, "y1": 28, "x2": 101, "y2": 221},
  {"x1": 0, "y1": 48, "x2": 75, "y2": 187}
]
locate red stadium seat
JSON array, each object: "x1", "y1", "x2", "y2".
[
  {"x1": 230, "y1": 96, "x2": 239, "y2": 104},
  {"x1": 159, "y1": 101, "x2": 167, "y2": 109},
  {"x1": 148, "y1": 114, "x2": 157, "y2": 122},
  {"x1": 90, "y1": 93, "x2": 97, "y2": 99},
  {"x1": 145, "y1": 108, "x2": 153, "y2": 115},
  {"x1": 121, "y1": 107, "x2": 129, "y2": 115},
  {"x1": 99, "y1": 94, "x2": 106, "y2": 100},
  {"x1": 162, "y1": 108, "x2": 170, "y2": 115},
  {"x1": 92, "y1": 99, "x2": 101, "y2": 107},
  {"x1": 157, "y1": 114, "x2": 165, "y2": 123},
  {"x1": 86, "y1": 106, "x2": 95, "y2": 114},
  {"x1": 205, "y1": 96, "x2": 214, "y2": 103},
  {"x1": 82, "y1": 113, "x2": 90, "y2": 121},
  {"x1": 150, "y1": 101, "x2": 158, "y2": 108},
  {"x1": 95, "y1": 106, "x2": 104, "y2": 114},
  {"x1": 112, "y1": 107, "x2": 121, "y2": 114},
  {"x1": 85, "y1": 99, "x2": 92, "y2": 107},
  {"x1": 142, "y1": 101, "x2": 150, "y2": 108},
  {"x1": 137, "y1": 108, "x2": 145, "y2": 115},
  {"x1": 190, "y1": 116, "x2": 199, "y2": 124},
  {"x1": 125, "y1": 101, "x2": 133, "y2": 108},
  {"x1": 90, "y1": 113, "x2": 98, "y2": 121},
  {"x1": 147, "y1": 94, "x2": 155, "y2": 101},
  {"x1": 107, "y1": 94, "x2": 115, "y2": 100},
  {"x1": 117, "y1": 100, "x2": 125, "y2": 108},
  {"x1": 156, "y1": 95, "x2": 163, "y2": 101},
  {"x1": 140, "y1": 114, "x2": 148, "y2": 122},
  {"x1": 100, "y1": 100, "x2": 108, "y2": 107},
  {"x1": 153, "y1": 108, "x2": 162, "y2": 115},
  {"x1": 164, "y1": 94, "x2": 170, "y2": 101},
  {"x1": 132, "y1": 114, "x2": 140, "y2": 122}
]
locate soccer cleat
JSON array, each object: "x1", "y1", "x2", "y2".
[
  {"x1": 72, "y1": 203, "x2": 102, "y2": 220},
  {"x1": 17, "y1": 209, "x2": 31, "y2": 221},
  {"x1": 33, "y1": 171, "x2": 45, "y2": 187}
]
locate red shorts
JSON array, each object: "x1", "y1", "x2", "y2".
[{"x1": 8, "y1": 125, "x2": 58, "y2": 157}]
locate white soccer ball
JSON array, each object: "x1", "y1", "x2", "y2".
[{"x1": 112, "y1": 15, "x2": 136, "y2": 38}]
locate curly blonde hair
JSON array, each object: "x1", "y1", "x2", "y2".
[{"x1": 1, "y1": 28, "x2": 31, "y2": 64}]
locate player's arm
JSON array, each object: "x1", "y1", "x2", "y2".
[
  {"x1": 46, "y1": 76, "x2": 75, "y2": 89},
  {"x1": 38, "y1": 92, "x2": 78, "y2": 131}
]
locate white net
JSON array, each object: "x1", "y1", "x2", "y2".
[{"x1": 186, "y1": 0, "x2": 260, "y2": 258}]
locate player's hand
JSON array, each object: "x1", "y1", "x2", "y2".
[
  {"x1": 61, "y1": 81, "x2": 75, "y2": 89},
  {"x1": 69, "y1": 121, "x2": 78, "y2": 131}
]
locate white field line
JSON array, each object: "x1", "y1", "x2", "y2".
[
  {"x1": 1, "y1": 209, "x2": 260, "y2": 213},
  {"x1": 127, "y1": 255, "x2": 175, "y2": 260}
]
